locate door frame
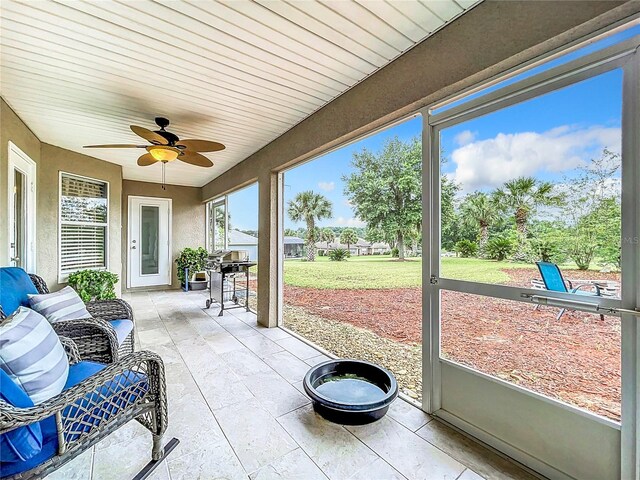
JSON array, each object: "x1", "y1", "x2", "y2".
[
  {"x1": 127, "y1": 195, "x2": 172, "y2": 288},
  {"x1": 7, "y1": 141, "x2": 37, "y2": 272},
  {"x1": 423, "y1": 36, "x2": 640, "y2": 478}
]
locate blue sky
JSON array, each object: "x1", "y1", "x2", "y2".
[
  {"x1": 228, "y1": 26, "x2": 637, "y2": 232},
  {"x1": 227, "y1": 182, "x2": 259, "y2": 231},
  {"x1": 282, "y1": 116, "x2": 422, "y2": 230}
]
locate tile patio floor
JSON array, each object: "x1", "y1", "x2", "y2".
[{"x1": 48, "y1": 290, "x2": 539, "y2": 480}]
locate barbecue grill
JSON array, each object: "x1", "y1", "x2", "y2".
[{"x1": 205, "y1": 250, "x2": 256, "y2": 315}]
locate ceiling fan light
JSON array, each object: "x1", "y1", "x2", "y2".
[{"x1": 147, "y1": 145, "x2": 180, "y2": 161}]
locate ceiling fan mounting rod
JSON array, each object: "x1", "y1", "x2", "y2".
[{"x1": 155, "y1": 116, "x2": 170, "y2": 129}]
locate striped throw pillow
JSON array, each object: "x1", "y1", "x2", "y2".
[
  {"x1": 28, "y1": 286, "x2": 91, "y2": 323},
  {"x1": 0, "y1": 307, "x2": 69, "y2": 404}
]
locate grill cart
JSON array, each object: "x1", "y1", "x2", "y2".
[{"x1": 205, "y1": 250, "x2": 256, "y2": 316}]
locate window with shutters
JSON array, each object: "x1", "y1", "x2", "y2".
[{"x1": 59, "y1": 173, "x2": 109, "y2": 277}]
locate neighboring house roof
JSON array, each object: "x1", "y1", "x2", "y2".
[
  {"x1": 284, "y1": 236, "x2": 305, "y2": 245},
  {"x1": 356, "y1": 238, "x2": 371, "y2": 247},
  {"x1": 228, "y1": 229, "x2": 258, "y2": 245},
  {"x1": 371, "y1": 242, "x2": 391, "y2": 249},
  {"x1": 315, "y1": 241, "x2": 350, "y2": 250}
]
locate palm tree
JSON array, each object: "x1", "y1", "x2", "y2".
[
  {"x1": 320, "y1": 228, "x2": 335, "y2": 253},
  {"x1": 494, "y1": 177, "x2": 564, "y2": 258},
  {"x1": 287, "y1": 191, "x2": 333, "y2": 261},
  {"x1": 340, "y1": 228, "x2": 358, "y2": 254},
  {"x1": 460, "y1": 192, "x2": 499, "y2": 254}
]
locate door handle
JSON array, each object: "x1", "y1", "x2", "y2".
[
  {"x1": 10, "y1": 257, "x2": 20, "y2": 261},
  {"x1": 131, "y1": 246, "x2": 136, "y2": 249}
]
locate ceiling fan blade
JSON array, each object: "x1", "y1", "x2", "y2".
[
  {"x1": 84, "y1": 144, "x2": 145, "y2": 148},
  {"x1": 176, "y1": 139, "x2": 225, "y2": 152},
  {"x1": 137, "y1": 153, "x2": 158, "y2": 166},
  {"x1": 130, "y1": 125, "x2": 168, "y2": 145},
  {"x1": 178, "y1": 151, "x2": 213, "y2": 167}
]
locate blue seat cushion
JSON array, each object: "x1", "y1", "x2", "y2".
[
  {"x1": 61, "y1": 361, "x2": 149, "y2": 441},
  {"x1": 64, "y1": 361, "x2": 106, "y2": 390},
  {"x1": 0, "y1": 267, "x2": 38, "y2": 317},
  {"x1": 1, "y1": 362, "x2": 149, "y2": 478},
  {"x1": 0, "y1": 418, "x2": 57, "y2": 478},
  {"x1": 0, "y1": 370, "x2": 43, "y2": 463},
  {"x1": 108, "y1": 319, "x2": 134, "y2": 345}
]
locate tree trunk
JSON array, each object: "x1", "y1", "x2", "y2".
[
  {"x1": 514, "y1": 209, "x2": 528, "y2": 260},
  {"x1": 479, "y1": 224, "x2": 489, "y2": 255},
  {"x1": 397, "y1": 233, "x2": 405, "y2": 260},
  {"x1": 306, "y1": 220, "x2": 316, "y2": 261}
]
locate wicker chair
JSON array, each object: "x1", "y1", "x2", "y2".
[
  {"x1": 28, "y1": 274, "x2": 135, "y2": 364},
  {"x1": 0, "y1": 337, "x2": 171, "y2": 480}
]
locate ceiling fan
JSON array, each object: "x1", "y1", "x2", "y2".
[{"x1": 84, "y1": 117, "x2": 225, "y2": 188}]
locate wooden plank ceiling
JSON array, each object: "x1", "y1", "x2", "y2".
[{"x1": 0, "y1": 0, "x2": 478, "y2": 187}]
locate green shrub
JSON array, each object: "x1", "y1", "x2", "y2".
[
  {"x1": 566, "y1": 234, "x2": 596, "y2": 270},
  {"x1": 391, "y1": 247, "x2": 399, "y2": 258},
  {"x1": 68, "y1": 270, "x2": 119, "y2": 303},
  {"x1": 318, "y1": 250, "x2": 325, "y2": 257},
  {"x1": 530, "y1": 237, "x2": 566, "y2": 263},
  {"x1": 455, "y1": 239, "x2": 478, "y2": 258},
  {"x1": 485, "y1": 236, "x2": 514, "y2": 261},
  {"x1": 175, "y1": 247, "x2": 209, "y2": 284},
  {"x1": 328, "y1": 248, "x2": 350, "y2": 261}
]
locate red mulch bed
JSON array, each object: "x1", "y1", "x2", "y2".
[{"x1": 284, "y1": 268, "x2": 622, "y2": 420}]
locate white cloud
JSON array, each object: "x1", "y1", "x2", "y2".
[
  {"x1": 335, "y1": 216, "x2": 366, "y2": 228},
  {"x1": 318, "y1": 181, "x2": 335, "y2": 192},
  {"x1": 450, "y1": 125, "x2": 621, "y2": 192},
  {"x1": 454, "y1": 130, "x2": 477, "y2": 146}
]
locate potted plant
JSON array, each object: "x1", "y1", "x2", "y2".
[
  {"x1": 175, "y1": 247, "x2": 209, "y2": 290},
  {"x1": 68, "y1": 270, "x2": 119, "y2": 302}
]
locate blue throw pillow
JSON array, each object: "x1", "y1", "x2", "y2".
[
  {"x1": 0, "y1": 369, "x2": 43, "y2": 462},
  {"x1": 28, "y1": 286, "x2": 91, "y2": 324},
  {"x1": 0, "y1": 308, "x2": 69, "y2": 405},
  {"x1": 0, "y1": 268, "x2": 38, "y2": 318}
]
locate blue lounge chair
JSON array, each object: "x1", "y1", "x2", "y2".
[{"x1": 535, "y1": 261, "x2": 605, "y2": 321}]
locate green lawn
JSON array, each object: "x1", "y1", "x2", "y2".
[{"x1": 283, "y1": 255, "x2": 536, "y2": 289}]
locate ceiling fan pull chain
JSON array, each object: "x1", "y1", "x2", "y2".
[{"x1": 162, "y1": 162, "x2": 166, "y2": 190}]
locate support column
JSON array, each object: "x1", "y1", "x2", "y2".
[{"x1": 256, "y1": 171, "x2": 279, "y2": 327}]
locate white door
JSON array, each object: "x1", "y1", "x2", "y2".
[
  {"x1": 7, "y1": 142, "x2": 36, "y2": 272},
  {"x1": 128, "y1": 196, "x2": 171, "y2": 287}
]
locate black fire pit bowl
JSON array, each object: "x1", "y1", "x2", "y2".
[{"x1": 303, "y1": 359, "x2": 398, "y2": 425}]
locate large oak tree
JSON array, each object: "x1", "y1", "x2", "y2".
[{"x1": 343, "y1": 136, "x2": 421, "y2": 260}]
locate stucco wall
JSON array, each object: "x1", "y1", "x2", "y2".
[
  {"x1": 38, "y1": 143, "x2": 123, "y2": 295},
  {"x1": 121, "y1": 180, "x2": 205, "y2": 290},
  {"x1": 0, "y1": 99, "x2": 41, "y2": 266},
  {"x1": 1, "y1": 100, "x2": 123, "y2": 295},
  {"x1": 1, "y1": 100, "x2": 204, "y2": 294}
]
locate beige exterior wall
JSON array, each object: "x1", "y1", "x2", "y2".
[
  {"x1": 1, "y1": 100, "x2": 124, "y2": 294},
  {"x1": 121, "y1": 180, "x2": 205, "y2": 291},
  {"x1": 38, "y1": 143, "x2": 123, "y2": 294},
  {"x1": 0, "y1": 99, "x2": 41, "y2": 266},
  {"x1": 1, "y1": 100, "x2": 204, "y2": 294}
]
